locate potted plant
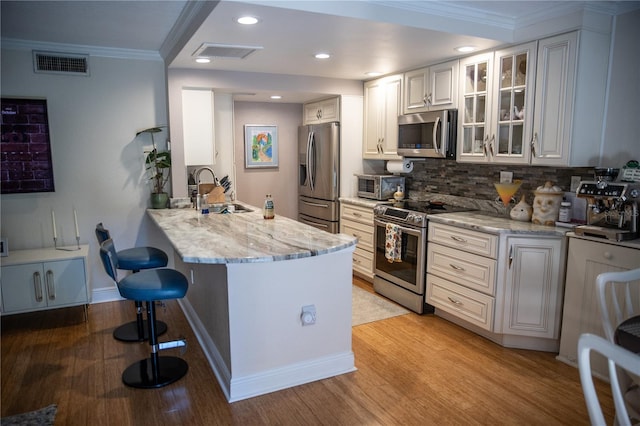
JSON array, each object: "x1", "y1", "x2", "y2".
[{"x1": 139, "y1": 126, "x2": 171, "y2": 209}]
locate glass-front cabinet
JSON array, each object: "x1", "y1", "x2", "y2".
[
  {"x1": 491, "y1": 43, "x2": 536, "y2": 163},
  {"x1": 458, "y1": 43, "x2": 536, "y2": 164},
  {"x1": 458, "y1": 53, "x2": 493, "y2": 161}
]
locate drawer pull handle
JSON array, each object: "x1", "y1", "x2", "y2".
[
  {"x1": 449, "y1": 263, "x2": 465, "y2": 271},
  {"x1": 447, "y1": 297, "x2": 463, "y2": 305},
  {"x1": 33, "y1": 271, "x2": 43, "y2": 302},
  {"x1": 352, "y1": 212, "x2": 362, "y2": 217},
  {"x1": 46, "y1": 270, "x2": 56, "y2": 300},
  {"x1": 450, "y1": 235, "x2": 467, "y2": 243}
]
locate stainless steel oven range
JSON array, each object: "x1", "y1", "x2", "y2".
[{"x1": 373, "y1": 201, "x2": 471, "y2": 313}]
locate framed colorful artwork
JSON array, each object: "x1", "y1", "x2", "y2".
[{"x1": 244, "y1": 124, "x2": 278, "y2": 168}]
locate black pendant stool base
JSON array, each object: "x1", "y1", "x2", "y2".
[
  {"x1": 122, "y1": 356, "x2": 188, "y2": 389},
  {"x1": 113, "y1": 320, "x2": 168, "y2": 342}
]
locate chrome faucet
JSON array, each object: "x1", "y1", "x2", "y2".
[
  {"x1": 194, "y1": 167, "x2": 219, "y2": 210},
  {"x1": 194, "y1": 167, "x2": 218, "y2": 189}
]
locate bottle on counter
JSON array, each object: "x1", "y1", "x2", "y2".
[
  {"x1": 559, "y1": 200, "x2": 572, "y2": 223},
  {"x1": 263, "y1": 194, "x2": 275, "y2": 219}
]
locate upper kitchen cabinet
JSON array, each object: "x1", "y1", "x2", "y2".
[
  {"x1": 457, "y1": 52, "x2": 494, "y2": 162},
  {"x1": 458, "y1": 43, "x2": 537, "y2": 164},
  {"x1": 363, "y1": 74, "x2": 403, "y2": 160},
  {"x1": 403, "y1": 59, "x2": 459, "y2": 114},
  {"x1": 531, "y1": 31, "x2": 609, "y2": 166},
  {"x1": 182, "y1": 89, "x2": 215, "y2": 166},
  {"x1": 303, "y1": 96, "x2": 340, "y2": 124}
]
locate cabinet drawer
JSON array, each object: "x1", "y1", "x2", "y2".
[
  {"x1": 341, "y1": 204, "x2": 374, "y2": 225},
  {"x1": 427, "y1": 273, "x2": 494, "y2": 331},
  {"x1": 352, "y1": 247, "x2": 373, "y2": 276},
  {"x1": 429, "y1": 223, "x2": 498, "y2": 258},
  {"x1": 341, "y1": 220, "x2": 374, "y2": 252},
  {"x1": 427, "y1": 243, "x2": 496, "y2": 295}
]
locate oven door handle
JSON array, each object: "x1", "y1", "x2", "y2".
[{"x1": 374, "y1": 219, "x2": 424, "y2": 237}]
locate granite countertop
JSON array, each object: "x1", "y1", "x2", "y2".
[
  {"x1": 147, "y1": 204, "x2": 357, "y2": 264},
  {"x1": 427, "y1": 211, "x2": 570, "y2": 236},
  {"x1": 339, "y1": 197, "x2": 388, "y2": 209}
]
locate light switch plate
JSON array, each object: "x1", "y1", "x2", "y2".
[
  {"x1": 570, "y1": 176, "x2": 581, "y2": 192},
  {"x1": 500, "y1": 171, "x2": 513, "y2": 183}
]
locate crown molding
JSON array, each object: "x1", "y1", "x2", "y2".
[{"x1": 1, "y1": 38, "x2": 162, "y2": 61}]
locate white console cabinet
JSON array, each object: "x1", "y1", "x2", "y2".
[{"x1": 1, "y1": 245, "x2": 90, "y2": 315}]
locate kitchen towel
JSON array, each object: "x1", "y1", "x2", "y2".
[
  {"x1": 386, "y1": 159, "x2": 413, "y2": 173},
  {"x1": 385, "y1": 223, "x2": 402, "y2": 263}
]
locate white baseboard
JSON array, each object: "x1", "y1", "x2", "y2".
[{"x1": 90, "y1": 286, "x2": 124, "y2": 304}]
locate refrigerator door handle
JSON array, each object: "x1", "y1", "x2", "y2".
[
  {"x1": 308, "y1": 131, "x2": 315, "y2": 191},
  {"x1": 301, "y1": 199, "x2": 330, "y2": 208}
]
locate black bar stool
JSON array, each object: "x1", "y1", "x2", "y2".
[
  {"x1": 99, "y1": 238, "x2": 189, "y2": 388},
  {"x1": 95, "y1": 223, "x2": 168, "y2": 342}
]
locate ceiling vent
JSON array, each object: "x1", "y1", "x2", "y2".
[
  {"x1": 192, "y1": 43, "x2": 263, "y2": 60},
  {"x1": 33, "y1": 51, "x2": 90, "y2": 76}
]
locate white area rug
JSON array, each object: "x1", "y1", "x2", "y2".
[{"x1": 352, "y1": 285, "x2": 410, "y2": 326}]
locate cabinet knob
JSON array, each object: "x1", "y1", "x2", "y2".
[{"x1": 603, "y1": 251, "x2": 612, "y2": 260}]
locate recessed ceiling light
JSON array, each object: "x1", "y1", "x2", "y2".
[
  {"x1": 314, "y1": 53, "x2": 330, "y2": 59},
  {"x1": 270, "y1": 95, "x2": 282, "y2": 100},
  {"x1": 366, "y1": 72, "x2": 383, "y2": 77},
  {"x1": 455, "y1": 46, "x2": 476, "y2": 53},
  {"x1": 237, "y1": 16, "x2": 259, "y2": 25},
  {"x1": 195, "y1": 57, "x2": 211, "y2": 64}
]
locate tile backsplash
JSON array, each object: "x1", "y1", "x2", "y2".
[{"x1": 404, "y1": 158, "x2": 593, "y2": 215}]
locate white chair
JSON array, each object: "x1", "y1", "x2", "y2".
[
  {"x1": 596, "y1": 268, "x2": 640, "y2": 343},
  {"x1": 578, "y1": 334, "x2": 640, "y2": 426},
  {"x1": 595, "y1": 268, "x2": 640, "y2": 424}
]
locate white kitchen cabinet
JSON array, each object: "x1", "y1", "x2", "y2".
[
  {"x1": 340, "y1": 201, "x2": 375, "y2": 281},
  {"x1": 427, "y1": 222, "x2": 566, "y2": 351},
  {"x1": 557, "y1": 236, "x2": 640, "y2": 376},
  {"x1": 501, "y1": 236, "x2": 565, "y2": 339},
  {"x1": 531, "y1": 31, "x2": 610, "y2": 166},
  {"x1": 427, "y1": 223, "x2": 498, "y2": 331},
  {"x1": 403, "y1": 59, "x2": 458, "y2": 114},
  {"x1": 1, "y1": 246, "x2": 90, "y2": 315},
  {"x1": 363, "y1": 74, "x2": 402, "y2": 160},
  {"x1": 457, "y1": 52, "x2": 493, "y2": 162},
  {"x1": 303, "y1": 97, "x2": 340, "y2": 124},
  {"x1": 457, "y1": 43, "x2": 537, "y2": 164},
  {"x1": 182, "y1": 88, "x2": 215, "y2": 166}
]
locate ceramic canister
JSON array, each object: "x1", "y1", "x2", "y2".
[{"x1": 531, "y1": 182, "x2": 563, "y2": 226}]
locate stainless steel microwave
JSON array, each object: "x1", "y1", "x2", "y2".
[
  {"x1": 397, "y1": 109, "x2": 457, "y2": 159},
  {"x1": 356, "y1": 174, "x2": 405, "y2": 200}
]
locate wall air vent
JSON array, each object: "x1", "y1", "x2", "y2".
[
  {"x1": 33, "y1": 51, "x2": 90, "y2": 76},
  {"x1": 192, "y1": 43, "x2": 263, "y2": 60}
]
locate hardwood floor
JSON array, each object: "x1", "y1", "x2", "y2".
[{"x1": 2, "y1": 276, "x2": 613, "y2": 425}]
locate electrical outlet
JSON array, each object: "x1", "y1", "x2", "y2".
[
  {"x1": 570, "y1": 176, "x2": 581, "y2": 192},
  {"x1": 500, "y1": 171, "x2": 513, "y2": 183},
  {"x1": 301, "y1": 305, "x2": 316, "y2": 326}
]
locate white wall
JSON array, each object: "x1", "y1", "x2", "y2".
[
  {"x1": 233, "y1": 101, "x2": 302, "y2": 219},
  {"x1": 0, "y1": 48, "x2": 168, "y2": 295},
  {"x1": 603, "y1": 8, "x2": 640, "y2": 166}
]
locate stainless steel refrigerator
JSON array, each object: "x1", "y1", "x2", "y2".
[{"x1": 298, "y1": 122, "x2": 340, "y2": 233}]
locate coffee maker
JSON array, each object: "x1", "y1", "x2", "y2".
[{"x1": 574, "y1": 180, "x2": 640, "y2": 241}]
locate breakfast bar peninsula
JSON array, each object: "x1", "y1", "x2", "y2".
[{"x1": 147, "y1": 205, "x2": 357, "y2": 402}]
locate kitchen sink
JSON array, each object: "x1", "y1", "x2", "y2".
[
  {"x1": 211, "y1": 203, "x2": 253, "y2": 213},
  {"x1": 226, "y1": 203, "x2": 253, "y2": 213}
]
